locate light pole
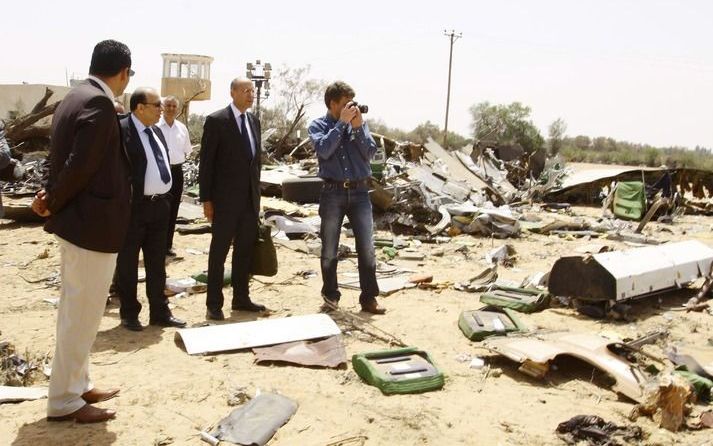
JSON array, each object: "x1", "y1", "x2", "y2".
[
  {"x1": 443, "y1": 30, "x2": 461, "y2": 148},
  {"x1": 246, "y1": 60, "x2": 271, "y2": 120}
]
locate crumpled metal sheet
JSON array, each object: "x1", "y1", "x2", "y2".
[
  {"x1": 445, "y1": 203, "x2": 520, "y2": 238},
  {"x1": 210, "y1": 392, "x2": 298, "y2": 446},
  {"x1": 485, "y1": 244, "x2": 517, "y2": 266},
  {"x1": 484, "y1": 331, "x2": 647, "y2": 402},
  {"x1": 458, "y1": 213, "x2": 520, "y2": 238},
  {"x1": 556, "y1": 414, "x2": 643, "y2": 446},
  {"x1": 456, "y1": 149, "x2": 517, "y2": 202},
  {"x1": 252, "y1": 336, "x2": 347, "y2": 368},
  {"x1": 265, "y1": 214, "x2": 319, "y2": 237},
  {"x1": 455, "y1": 266, "x2": 498, "y2": 292},
  {"x1": 423, "y1": 138, "x2": 491, "y2": 193},
  {"x1": 667, "y1": 345, "x2": 713, "y2": 379}
]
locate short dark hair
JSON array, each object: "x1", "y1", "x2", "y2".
[
  {"x1": 129, "y1": 88, "x2": 149, "y2": 111},
  {"x1": 324, "y1": 81, "x2": 355, "y2": 108},
  {"x1": 89, "y1": 40, "x2": 132, "y2": 77}
]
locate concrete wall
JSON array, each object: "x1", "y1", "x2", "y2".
[{"x1": 161, "y1": 78, "x2": 211, "y2": 101}]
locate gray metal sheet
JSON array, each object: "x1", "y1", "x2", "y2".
[{"x1": 593, "y1": 240, "x2": 713, "y2": 300}]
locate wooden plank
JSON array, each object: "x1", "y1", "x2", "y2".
[{"x1": 175, "y1": 314, "x2": 341, "y2": 355}]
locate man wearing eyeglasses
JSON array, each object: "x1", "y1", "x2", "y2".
[
  {"x1": 31, "y1": 40, "x2": 132, "y2": 423},
  {"x1": 199, "y1": 78, "x2": 266, "y2": 321},
  {"x1": 115, "y1": 87, "x2": 187, "y2": 332},
  {"x1": 157, "y1": 96, "x2": 193, "y2": 258}
]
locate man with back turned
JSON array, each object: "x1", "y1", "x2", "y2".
[{"x1": 32, "y1": 39, "x2": 133, "y2": 423}]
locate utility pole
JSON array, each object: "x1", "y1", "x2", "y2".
[{"x1": 443, "y1": 29, "x2": 462, "y2": 148}]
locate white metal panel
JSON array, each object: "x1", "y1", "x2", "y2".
[
  {"x1": 176, "y1": 314, "x2": 341, "y2": 355},
  {"x1": 592, "y1": 240, "x2": 713, "y2": 300},
  {"x1": 0, "y1": 386, "x2": 47, "y2": 403}
]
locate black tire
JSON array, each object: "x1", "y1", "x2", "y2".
[{"x1": 281, "y1": 176, "x2": 324, "y2": 203}]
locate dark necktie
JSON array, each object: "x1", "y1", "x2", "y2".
[
  {"x1": 239, "y1": 113, "x2": 254, "y2": 161},
  {"x1": 144, "y1": 127, "x2": 171, "y2": 184}
]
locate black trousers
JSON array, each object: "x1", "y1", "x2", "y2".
[
  {"x1": 167, "y1": 164, "x2": 184, "y2": 251},
  {"x1": 116, "y1": 196, "x2": 171, "y2": 321},
  {"x1": 206, "y1": 204, "x2": 257, "y2": 311}
]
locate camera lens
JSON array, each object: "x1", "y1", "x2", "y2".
[{"x1": 358, "y1": 104, "x2": 368, "y2": 114}]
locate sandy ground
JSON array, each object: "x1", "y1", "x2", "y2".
[{"x1": 1, "y1": 197, "x2": 713, "y2": 446}]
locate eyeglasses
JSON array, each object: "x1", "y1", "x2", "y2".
[
  {"x1": 142, "y1": 102, "x2": 162, "y2": 108},
  {"x1": 128, "y1": 68, "x2": 135, "y2": 77}
]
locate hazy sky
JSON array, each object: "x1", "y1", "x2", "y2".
[{"x1": 2, "y1": 0, "x2": 711, "y2": 148}]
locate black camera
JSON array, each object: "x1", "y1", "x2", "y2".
[{"x1": 349, "y1": 101, "x2": 368, "y2": 114}]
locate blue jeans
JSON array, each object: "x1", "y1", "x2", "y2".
[{"x1": 319, "y1": 184, "x2": 379, "y2": 303}]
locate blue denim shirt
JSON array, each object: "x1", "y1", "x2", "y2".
[{"x1": 308, "y1": 113, "x2": 377, "y2": 181}]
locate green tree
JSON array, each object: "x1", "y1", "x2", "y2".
[
  {"x1": 573, "y1": 135, "x2": 591, "y2": 150},
  {"x1": 366, "y1": 119, "x2": 470, "y2": 149},
  {"x1": 547, "y1": 118, "x2": 567, "y2": 156},
  {"x1": 407, "y1": 121, "x2": 441, "y2": 144},
  {"x1": 592, "y1": 136, "x2": 617, "y2": 152},
  {"x1": 366, "y1": 118, "x2": 409, "y2": 141},
  {"x1": 469, "y1": 101, "x2": 544, "y2": 153},
  {"x1": 186, "y1": 113, "x2": 205, "y2": 145},
  {"x1": 260, "y1": 65, "x2": 325, "y2": 156}
]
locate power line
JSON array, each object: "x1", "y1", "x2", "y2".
[{"x1": 443, "y1": 29, "x2": 462, "y2": 148}]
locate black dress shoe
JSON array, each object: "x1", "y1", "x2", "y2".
[
  {"x1": 149, "y1": 315, "x2": 187, "y2": 328},
  {"x1": 232, "y1": 301, "x2": 266, "y2": 312},
  {"x1": 120, "y1": 318, "x2": 143, "y2": 331},
  {"x1": 206, "y1": 309, "x2": 225, "y2": 321}
]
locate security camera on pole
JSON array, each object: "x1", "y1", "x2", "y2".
[{"x1": 245, "y1": 60, "x2": 271, "y2": 120}]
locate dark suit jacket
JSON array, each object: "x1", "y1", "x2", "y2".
[
  {"x1": 44, "y1": 79, "x2": 131, "y2": 253},
  {"x1": 199, "y1": 106, "x2": 261, "y2": 216},
  {"x1": 119, "y1": 115, "x2": 171, "y2": 203}
]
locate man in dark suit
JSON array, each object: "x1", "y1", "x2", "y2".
[
  {"x1": 116, "y1": 87, "x2": 187, "y2": 331},
  {"x1": 31, "y1": 40, "x2": 132, "y2": 423},
  {"x1": 199, "y1": 78, "x2": 265, "y2": 320}
]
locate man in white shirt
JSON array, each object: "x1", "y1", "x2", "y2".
[
  {"x1": 157, "y1": 96, "x2": 192, "y2": 257},
  {"x1": 116, "y1": 87, "x2": 187, "y2": 331}
]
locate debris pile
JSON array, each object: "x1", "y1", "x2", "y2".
[
  {"x1": 0, "y1": 340, "x2": 46, "y2": 387},
  {"x1": 556, "y1": 414, "x2": 644, "y2": 446}
]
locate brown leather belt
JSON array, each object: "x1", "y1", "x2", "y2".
[{"x1": 322, "y1": 178, "x2": 369, "y2": 189}]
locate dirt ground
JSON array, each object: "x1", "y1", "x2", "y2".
[{"x1": 1, "y1": 197, "x2": 712, "y2": 446}]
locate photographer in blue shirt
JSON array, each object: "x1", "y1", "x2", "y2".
[{"x1": 308, "y1": 81, "x2": 385, "y2": 315}]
